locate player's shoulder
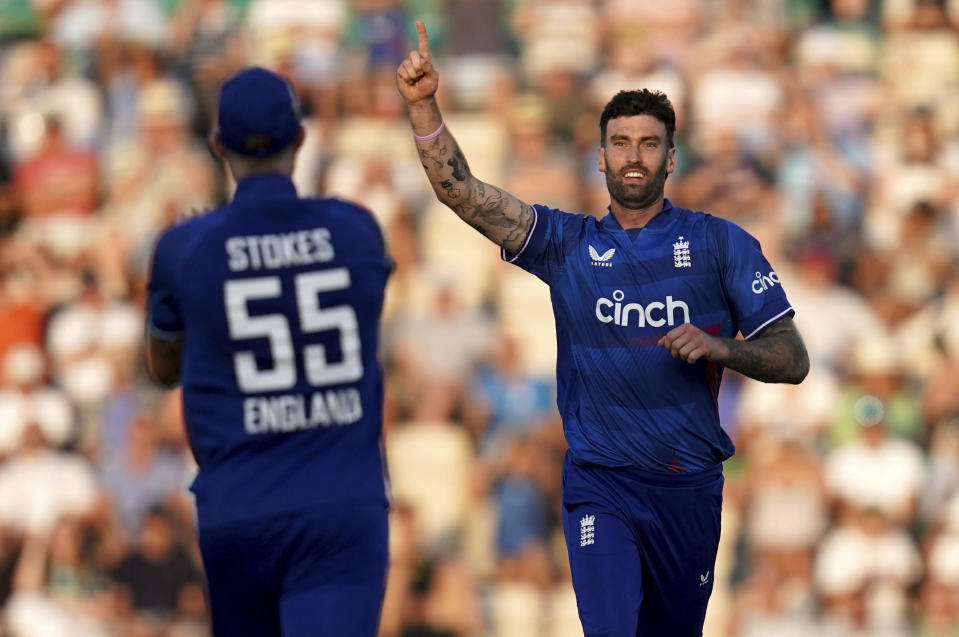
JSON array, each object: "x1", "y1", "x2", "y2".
[
  {"x1": 309, "y1": 196, "x2": 383, "y2": 235},
  {"x1": 311, "y1": 196, "x2": 377, "y2": 221},
  {"x1": 533, "y1": 203, "x2": 595, "y2": 231},
  {"x1": 679, "y1": 207, "x2": 756, "y2": 244},
  {"x1": 153, "y1": 205, "x2": 231, "y2": 262},
  {"x1": 666, "y1": 202, "x2": 719, "y2": 231},
  {"x1": 157, "y1": 205, "x2": 230, "y2": 243}
]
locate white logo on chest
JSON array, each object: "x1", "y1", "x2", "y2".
[
  {"x1": 589, "y1": 245, "x2": 615, "y2": 267},
  {"x1": 673, "y1": 236, "x2": 691, "y2": 268},
  {"x1": 595, "y1": 290, "x2": 691, "y2": 327}
]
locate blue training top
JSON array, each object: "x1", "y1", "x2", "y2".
[
  {"x1": 503, "y1": 199, "x2": 793, "y2": 472},
  {"x1": 147, "y1": 174, "x2": 392, "y2": 527}
]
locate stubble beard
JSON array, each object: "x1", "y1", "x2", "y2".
[{"x1": 605, "y1": 155, "x2": 668, "y2": 212}]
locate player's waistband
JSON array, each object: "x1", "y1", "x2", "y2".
[{"x1": 566, "y1": 451, "x2": 722, "y2": 488}]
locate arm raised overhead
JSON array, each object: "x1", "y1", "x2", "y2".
[{"x1": 396, "y1": 21, "x2": 535, "y2": 253}]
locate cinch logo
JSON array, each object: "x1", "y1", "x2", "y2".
[
  {"x1": 595, "y1": 290, "x2": 690, "y2": 327},
  {"x1": 589, "y1": 245, "x2": 615, "y2": 267},
  {"x1": 752, "y1": 270, "x2": 781, "y2": 294}
]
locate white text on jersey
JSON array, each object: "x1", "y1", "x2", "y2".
[
  {"x1": 595, "y1": 290, "x2": 690, "y2": 327},
  {"x1": 226, "y1": 228, "x2": 335, "y2": 272},
  {"x1": 243, "y1": 389, "x2": 362, "y2": 434},
  {"x1": 751, "y1": 270, "x2": 781, "y2": 294}
]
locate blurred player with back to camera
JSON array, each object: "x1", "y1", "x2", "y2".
[
  {"x1": 145, "y1": 67, "x2": 392, "y2": 636},
  {"x1": 397, "y1": 21, "x2": 809, "y2": 637}
]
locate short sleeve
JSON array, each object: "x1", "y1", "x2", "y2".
[
  {"x1": 146, "y1": 230, "x2": 185, "y2": 339},
  {"x1": 501, "y1": 205, "x2": 580, "y2": 284},
  {"x1": 711, "y1": 218, "x2": 794, "y2": 339}
]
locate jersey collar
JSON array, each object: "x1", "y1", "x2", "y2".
[
  {"x1": 233, "y1": 173, "x2": 298, "y2": 201},
  {"x1": 601, "y1": 198, "x2": 677, "y2": 232}
]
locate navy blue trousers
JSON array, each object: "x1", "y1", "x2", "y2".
[
  {"x1": 561, "y1": 453, "x2": 723, "y2": 637},
  {"x1": 198, "y1": 502, "x2": 388, "y2": 637}
]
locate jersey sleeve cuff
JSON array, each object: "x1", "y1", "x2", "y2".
[
  {"x1": 742, "y1": 306, "x2": 794, "y2": 340},
  {"x1": 501, "y1": 205, "x2": 543, "y2": 264}
]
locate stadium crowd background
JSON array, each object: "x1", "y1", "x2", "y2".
[{"x1": 0, "y1": 0, "x2": 958, "y2": 635}]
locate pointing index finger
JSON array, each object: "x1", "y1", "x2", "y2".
[{"x1": 416, "y1": 20, "x2": 430, "y2": 58}]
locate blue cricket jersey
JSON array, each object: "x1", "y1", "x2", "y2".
[
  {"x1": 504, "y1": 199, "x2": 793, "y2": 472},
  {"x1": 147, "y1": 174, "x2": 392, "y2": 527}
]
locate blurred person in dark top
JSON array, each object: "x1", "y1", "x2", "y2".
[{"x1": 111, "y1": 508, "x2": 202, "y2": 620}]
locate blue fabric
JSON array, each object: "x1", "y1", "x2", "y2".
[
  {"x1": 561, "y1": 453, "x2": 723, "y2": 636},
  {"x1": 199, "y1": 503, "x2": 388, "y2": 637},
  {"x1": 473, "y1": 367, "x2": 554, "y2": 456},
  {"x1": 216, "y1": 67, "x2": 301, "y2": 156},
  {"x1": 147, "y1": 174, "x2": 392, "y2": 528},
  {"x1": 502, "y1": 200, "x2": 794, "y2": 472},
  {"x1": 493, "y1": 477, "x2": 550, "y2": 555}
]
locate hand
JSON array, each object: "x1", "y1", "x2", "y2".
[
  {"x1": 657, "y1": 324, "x2": 729, "y2": 364},
  {"x1": 396, "y1": 21, "x2": 438, "y2": 106}
]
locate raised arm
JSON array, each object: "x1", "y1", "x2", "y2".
[{"x1": 396, "y1": 21, "x2": 534, "y2": 252}]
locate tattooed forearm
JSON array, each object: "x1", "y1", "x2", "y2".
[
  {"x1": 453, "y1": 182, "x2": 535, "y2": 252},
  {"x1": 439, "y1": 180, "x2": 461, "y2": 199},
  {"x1": 414, "y1": 122, "x2": 535, "y2": 251},
  {"x1": 720, "y1": 318, "x2": 809, "y2": 384},
  {"x1": 447, "y1": 153, "x2": 468, "y2": 181},
  {"x1": 418, "y1": 138, "x2": 448, "y2": 168}
]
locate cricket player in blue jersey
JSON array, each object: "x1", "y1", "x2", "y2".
[
  {"x1": 145, "y1": 67, "x2": 392, "y2": 636},
  {"x1": 398, "y1": 22, "x2": 809, "y2": 637}
]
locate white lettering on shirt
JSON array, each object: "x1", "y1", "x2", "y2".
[
  {"x1": 226, "y1": 228, "x2": 335, "y2": 272},
  {"x1": 243, "y1": 389, "x2": 363, "y2": 434}
]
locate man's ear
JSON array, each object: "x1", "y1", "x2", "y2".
[
  {"x1": 598, "y1": 146, "x2": 606, "y2": 173},
  {"x1": 294, "y1": 125, "x2": 306, "y2": 150},
  {"x1": 667, "y1": 146, "x2": 676, "y2": 175},
  {"x1": 208, "y1": 130, "x2": 227, "y2": 160}
]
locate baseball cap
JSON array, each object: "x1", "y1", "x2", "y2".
[{"x1": 216, "y1": 67, "x2": 301, "y2": 157}]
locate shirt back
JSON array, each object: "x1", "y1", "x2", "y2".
[{"x1": 147, "y1": 175, "x2": 392, "y2": 527}]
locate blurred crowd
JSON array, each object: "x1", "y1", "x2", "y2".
[{"x1": 1, "y1": 0, "x2": 959, "y2": 635}]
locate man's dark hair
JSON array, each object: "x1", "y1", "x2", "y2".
[{"x1": 600, "y1": 89, "x2": 676, "y2": 149}]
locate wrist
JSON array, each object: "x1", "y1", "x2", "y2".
[
  {"x1": 413, "y1": 121, "x2": 444, "y2": 141},
  {"x1": 407, "y1": 97, "x2": 440, "y2": 119},
  {"x1": 710, "y1": 337, "x2": 732, "y2": 364},
  {"x1": 407, "y1": 98, "x2": 443, "y2": 139}
]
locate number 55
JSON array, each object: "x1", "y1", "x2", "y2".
[{"x1": 224, "y1": 268, "x2": 363, "y2": 393}]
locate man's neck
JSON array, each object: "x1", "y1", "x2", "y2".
[{"x1": 608, "y1": 195, "x2": 665, "y2": 230}]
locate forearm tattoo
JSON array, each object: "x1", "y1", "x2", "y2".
[
  {"x1": 722, "y1": 317, "x2": 809, "y2": 384},
  {"x1": 416, "y1": 133, "x2": 534, "y2": 252}
]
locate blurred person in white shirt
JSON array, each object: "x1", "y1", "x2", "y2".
[
  {"x1": 740, "y1": 436, "x2": 829, "y2": 585},
  {"x1": 5, "y1": 529, "x2": 109, "y2": 637},
  {"x1": 917, "y1": 528, "x2": 959, "y2": 636},
  {"x1": 814, "y1": 507, "x2": 920, "y2": 637},
  {"x1": 867, "y1": 107, "x2": 959, "y2": 251},
  {"x1": 786, "y1": 241, "x2": 888, "y2": 374},
  {"x1": 825, "y1": 391, "x2": 925, "y2": 527},
  {"x1": 0, "y1": 344, "x2": 73, "y2": 457},
  {"x1": 0, "y1": 421, "x2": 98, "y2": 535},
  {"x1": 0, "y1": 38, "x2": 102, "y2": 163}
]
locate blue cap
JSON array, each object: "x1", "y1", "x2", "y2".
[{"x1": 216, "y1": 67, "x2": 301, "y2": 157}]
